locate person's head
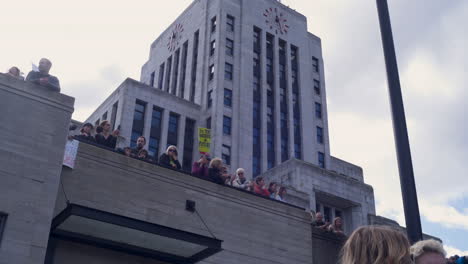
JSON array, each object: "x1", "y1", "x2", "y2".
[
  {"x1": 199, "y1": 153, "x2": 211, "y2": 164},
  {"x1": 7, "y1": 66, "x2": 20, "y2": 77},
  {"x1": 209, "y1": 158, "x2": 223, "y2": 169},
  {"x1": 340, "y1": 226, "x2": 412, "y2": 264},
  {"x1": 236, "y1": 168, "x2": 245, "y2": 180},
  {"x1": 410, "y1": 239, "x2": 446, "y2": 264},
  {"x1": 255, "y1": 176, "x2": 264, "y2": 187},
  {"x1": 99, "y1": 120, "x2": 111, "y2": 133},
  {"x1": 136, "y1": 136, "x2": 146, "y2": 149},
  {"x1": 165, "y1": 145, "x2": 178, "y2": 156},
  {"x1": 315, "y1": 212, "x2": 324, "y2": 222},
  {"x1": 221, "y1": 166, "x2": 228, "y2": 175},
  {"x1": 123, "y1": 147, "x2": 132, "y2": 156},
  {"x1": 95, "y1": 126, "x2": 103, "y2": 134},
  {"x1": 268, "y1": 182, "x2": 278, "y2": 193},
  {"x1": 138, "y1": 149, "x2": 148, "y2": 159},
  {"x1": 38, "y1": 58, "x2": 52, "y2": 74},
  {"x1": 278, "y1": 186, "x2": 287, "y2": 196},
  {"x1": 80, "y1": 123, "x2": 93, "y2": 134},
  {"x1": 333, "y1": 217, "x2": 343, "y2": 229}
]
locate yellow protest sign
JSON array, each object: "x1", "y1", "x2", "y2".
[{"x1": 198, "y1": 128, "x2": 211, "y2": 154}]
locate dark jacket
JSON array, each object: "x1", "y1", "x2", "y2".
[
  {"x1": 26, "y1": 71, "x2": 61, "y2": 92},
  {"x1": 158, "y1": 153, "x2": 181, "y2": 170},
  {"x1": 74, "y1": 134, "x2": 95, "y2": 142},
  {"x1": 208, "y1": 167, "x2": 225, "y2": 184},
  {"x1": 95, "y1": 134, "x2": 117, "y2": 149}
]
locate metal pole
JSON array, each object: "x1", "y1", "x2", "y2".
[{"x1": 375, "y1": 0, "x2": 423, "y2": 244}]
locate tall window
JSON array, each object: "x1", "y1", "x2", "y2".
[
  {"x1": 167, "y1": 113, "x2": 179, "y2": 146},
  {"x1": 226, "y1": 38, "x2": 234, "y2": 56},
  {"x1": 317, "y1": 126, "x2": 324, "y2": 144},
  {"x1": 149, "y1": 107, "x2": 163, "y2": 158},
  {"x1": 209, "y1": 64, "x2": 215, "y2": 81},
  {"x1": 312, "y1": 56, "x2": 319, "y2": 73},
  {"x1": 211, "y1": 16, "x2": 217, "y2": 33},
  {"x1": 131, "y1": 100, "x2": 146, "y2": 148},
  {"x1": 224, "y1": 63, "x2": 233, "y2": 80},
  {"x1": 206, "y1": 117, "x2": 211, "y2": 129},
  {"x1": 252, "y1": 26, "x2": 262, "y2": 177},
  {"x1": 171, "y1": 49, "x2": 180, "y2": 95},
  {"x1": 279, "y1": 39, "x2": 288, "y2": 162},
  {"x1": 165, "y1": 56, "x2": 172, "y2": 92},
  {"x1": 226, "y1": 15, "x2": 235, "y2": 32},
  {"x1": 315, "y1": 102, "x2": 322, "y2": 119},
  {"x1": 190, "y1": 30, "x2": 200, "y2": 102},
  {"x1": 150, "y1": 71, "x2": 155, "y2": 87},
  {"x1": 158, "y1": 63, "x2": 165, "y2": 89},
  {"x1": 207, "y1": 90, "x2": 213, "y2": 108},
  {"x1": 291, "y1": 45, "x2": 302, "y2": 159},
  {"x1": 179, "y1": 41, "x2": 189, "y2": 98},
  {"x1": 0, "y1": 212, "x2": 7, "y2": 247},
  {"x1": 224, "y1": 88, "x2": 232, "y2": 107},
  {"x1": 314, "y1": 79, "x2": 321, "y2": 95},
  {"x1": 223, "y1": 116, "x2": 231, "y2": 135},
  {"x1": 318, "y1": 152, "x2": 325, "y2": 168},
  {"x1": 183, "y1": 118, "x2": 196, "y2": 171},
  {"x1": 222, "y1": 145, "x2": 231, "y2": 165},
  {"x1": 210, "y1": 40, "x2": 216, "y2": 56},
  {"x1": 102, "y1": 111, "x2": 108, "y2": 121},
  {"x1": 110, "y1": 101, "x2": 119, "y2": 130},
  {"x1": 266, "y1": 33, "x2": 275, "y2": 168}
]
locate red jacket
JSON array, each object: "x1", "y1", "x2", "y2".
[{"x1": 254, "y1": 184, "x2": 270, "y2": 197}]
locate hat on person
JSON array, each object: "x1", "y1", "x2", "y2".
[{"x1": 82, "y1": 122, "x2": 94, "y2": 129}]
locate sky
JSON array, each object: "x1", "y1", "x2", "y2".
[{"x1": 1, "y1": 0, "x2": 467, "y2": 256}]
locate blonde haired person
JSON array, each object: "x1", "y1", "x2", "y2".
[
  {"x1": 340, "y1": 226, "x2": 412, "y2": 264},
  {"x1": 410, "y1": 239, "x2": 446, "y2": 264},
  {"x1": 208, "y1": 158, "x2": 228, "y2": 184},
  {"x1": 328, "y1": 217, "x2": 345, "y2": 235},
  {"x1": 158, "y1": 145, "x2": 181, "y2": 170},
  {"x1": 232, "y1": 168, "x2": 250, "y2": 190}
]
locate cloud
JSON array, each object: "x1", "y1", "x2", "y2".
[{"x1": 445, "y1": 245, "x2": 468, "y2": 257}]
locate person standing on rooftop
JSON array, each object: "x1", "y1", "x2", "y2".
[{"x1": 26, "y1": 58, "x2": 60, "y2": 92}]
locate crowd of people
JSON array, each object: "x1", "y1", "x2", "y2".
[
  {"x1": 71, "y1": 121, "x2": 288, "y2": 202},
  {"x1": 4, "y1": 58, "x2": 61, "y2": 92},
  {"x1": 311, "y1": 211, "x2": 345, "y2": 235},
  {"x1": 340, "y1": 225, "x2": 460, "y2": 264}
]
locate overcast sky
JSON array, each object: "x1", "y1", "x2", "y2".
[{"x1": 1, "y1": 0, "x2": 467, "y2": 255}]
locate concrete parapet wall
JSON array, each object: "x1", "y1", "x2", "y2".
[
  {"x1": 0, "y1": 74, "x2": 74, "y2": 264},
  {"x1": 52, "y1": 143, "x2": 314, "y2": 264}
]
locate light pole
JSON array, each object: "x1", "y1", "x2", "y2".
[{"x1": 375, "y1": 0, "x2": 423, "y2": 244}]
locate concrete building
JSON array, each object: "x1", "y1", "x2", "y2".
[{"x1": 85, "y1": 0, "x2": 331, "y2": 176}]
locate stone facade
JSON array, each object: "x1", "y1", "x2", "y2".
[{"x1": 0, "y1": 74, "x2": 74, "y2": 264}]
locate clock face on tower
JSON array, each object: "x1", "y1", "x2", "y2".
[
  {"x1": 264, "y1": 7, "x2": 289, "y2": 34},
  {"x1": 167, "y1": 23, "x2": 184, "y2": 52}
]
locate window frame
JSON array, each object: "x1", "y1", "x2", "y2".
[
  {"x1": 225, "y1": 38, "x2": 234, "y2": 56},
  {"x1": 224, "y1": 88, "x2": 232, "y2": 107},
  {"x1": 208, "y1": 64, "x2": 215, "y2": 81},
  {"x1": 224, "y1": 63, "x2": 233, "y2": 80},
  {"x1": 223, "y1": 115, "x2": 232, "y2": 135},
  {"x1": 210, "y1": 40, "x2": 216, "y2": 56},
  {"x1": 226, "y1": 15, "x2": 235, "y2": 32},
  {"x1": 0, "y1": 212, "x2": 7, "y2": 247},
  {"x1": 211, "y1": 16, "x2": 217, "y2": 33}
]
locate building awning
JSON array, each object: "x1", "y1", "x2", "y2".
[{"x1": 51, "y1": 204, "x2": 223, "y2": 263}]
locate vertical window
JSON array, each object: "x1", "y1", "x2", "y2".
[
  {"x1": 315, "y1": 102, "x2": 322, "y2": 119},
  {"x1": 318, "y1": 151, "x2": 325, "y2": 168},
  {"x1": 171, "y1": 49, "x2": 180, "y2": 95},
  {"x1": 102, "y1": 111, "x2": 108, "y2": 121},
  {"x1": 167, "y1": 113, "x2": 179, "y2": 146},
  {"x1": 206, "y1": 117, "x2": 211, "y2": 129},
  {"x1": 190, "y1": 31, "x2": 199, "y2": 102},
  {"x1": 317, "y1": 126, "x2": 323, "y2": 144},
  {"x1": 314, "y1": 79, "x2": 321, "y2": 95},
  {"x1": 226, "y1": 38, "x2": 234, "y2": 56},
  {"x1": 226, "y1": 15, "x2": 235, "y2": 32},
  {"x1": 291, "y1": 45, "x2": 301, "y2": 159},
  {"x1": 312, "y1": 56, "x2": 319, "y2": 73},
  {"x1": 158, "y1": 63, "x2": 165, "y2": 89},
  {"x1": 207, "y1": 90, "x2": 213, "y2": 108},
  {"x1": 131, "y1": 100, "x2": 146, "y2": 148},
  {"x1": 211, "y1": 16, "x2": 217, "y2": 33},
  {"x1": 335, "y1": 209, "x2": 342, "y2": 218},
  {"x1": 165, "y1": 56, "x2": 172, "y2": 92},
  {"x1": 95, "y1": 119, "x2": 100, "y2": 127},
  {"x1": 111, "y1": 101, "x2": 119, "y2": 130},
  {"x1": 223, "y1": 116, "x2": 231, "y2": 135},
  {"x1": 210, "y1": 40, "x2": 216, "y2": 56},
  {"x1": 149, "y1": 107, "x2": 163, "y2": 158},
  {"x1": 323, "y1": 206, "x2": 331, "y2": 222},
  {"x1": 179, "y1": 41, "x2": 189, "y2": 98},
  {"x1": 0, "y1": 212, "x2": 7, "y2": 247},
  {"x1": 150, "y1": 71, "x2": 155, "y2": 87},
  {"x1": 253, "y1": 26, "x2": 262, "y2": 177},
  {"x1": 183, "y1": 118, "x2": 196, "y2": 171},
  {"x1": 224, "y1": 88, "x2": 232, "y2": 107},
  {"x1": 222, "y1": 145, "x2": 231, "y2": 165},
  {"x1": 224, "y1": 63, "x2": 233, "y2": 80},
  {"x1": 208, "y1": 64, "x2": 215, "y2": 81}
]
